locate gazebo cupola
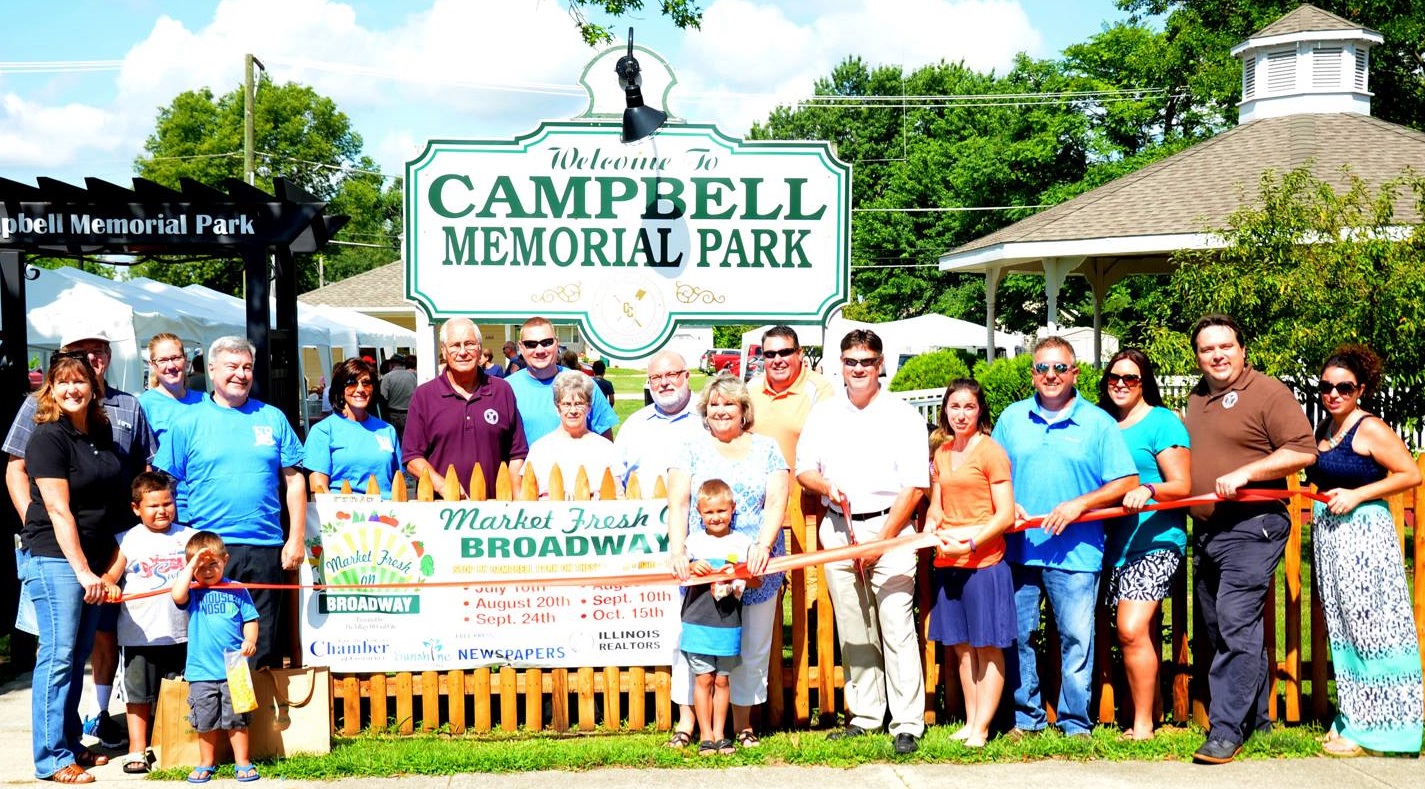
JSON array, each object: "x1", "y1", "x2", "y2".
[{"x1": 1231, "y1": 4, "x2": 1383, "y2": 123}]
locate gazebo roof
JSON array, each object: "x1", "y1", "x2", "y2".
[{"x1": 939, "y1": 112, "x2": 1425, "y2": 274}]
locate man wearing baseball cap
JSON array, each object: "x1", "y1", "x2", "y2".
[{"x1": 4, "y1": 326, "x2": 155, "y2": 750}]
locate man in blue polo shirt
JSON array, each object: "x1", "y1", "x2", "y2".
[
  {"x1": 155, "y1": 335, "x2": 306, "y2": 669},
  {"x1": 505, "y1": 317, "x2": 618, "y2": 444},
  {"x1": 991, "y1": 336, "x2": 1138, "y2": 739}
]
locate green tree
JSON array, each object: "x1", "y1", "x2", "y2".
[
  {"x1": 131, "y1": 78, "x2": 399, "y2": 295},
  {"x1": 567, "y1": 0, "x2": 702, "y2": 45},
  {"x1": 1144, "y1": 165, "x2": 1425, "y2": 427}
]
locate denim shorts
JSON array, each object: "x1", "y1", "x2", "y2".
[{"x1": 683, "y1": 651, "x2": 739, "y2": 676}]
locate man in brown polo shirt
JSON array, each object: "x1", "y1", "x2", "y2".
[
  {"x1": 1183, "y1": 314, "x2": 1315, "y2": 765},
  {"x1": 747, "y1": 325, "x2": 835, "y2": 467}
]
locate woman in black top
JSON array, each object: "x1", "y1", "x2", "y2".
[{"x1": 22, "y1": 354, "x2": 127, "y2": 783}]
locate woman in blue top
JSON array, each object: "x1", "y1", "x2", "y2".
[
  {"x1": 665, "y1": 374, "x2": 788, "y2": 750},
  {"x1": 1308, "y1": 345, "x2": 1422, "y2": 757},
  {"x1": 138, "y1": 333, "x2": 205, "y2": 443},
  {"x1": 303, "y1": 358, "x2": 401, "y2": 497},
  {"x1": 1097, "y1": 347, "x2": 1191, "y2": 741}
]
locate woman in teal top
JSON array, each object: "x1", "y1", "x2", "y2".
[
  {"x1": 303, "y1": 358, "x2": 401, "y2": 497},
  {"x1": 1097, "y1": 347, "x2": 1191, "y2": 741}
]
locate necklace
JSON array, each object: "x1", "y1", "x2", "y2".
[{"x1": 1326, "y1": 412, "x2": 1364, "y2": 449}]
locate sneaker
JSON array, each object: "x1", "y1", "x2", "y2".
[
  {"x1": 1192, "y1": 737, "x2": 1243, "y2": 765},
  {"x1": 893, "y1": 733, "x2": 919, "y2": 754},
  {"x1": 92, "y1": 710, "x2": 127, "y2": 749}
]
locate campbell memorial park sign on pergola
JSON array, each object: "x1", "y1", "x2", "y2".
[{"x1": 404, "y1": 44, "x2": 851, "y2": 358}]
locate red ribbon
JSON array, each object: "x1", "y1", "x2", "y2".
[{"x1": 110, "y1": 488, "x2": 1325, "y2": 602}]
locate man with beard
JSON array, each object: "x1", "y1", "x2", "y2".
[{"x1": 614, "y1": 351, "x2": 704, "y2": 490}]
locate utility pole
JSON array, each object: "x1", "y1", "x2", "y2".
[{"x1": 243, "y1": 53, "x2": 265, "y2": 185}]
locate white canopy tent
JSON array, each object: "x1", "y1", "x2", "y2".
[
  {"x1": 24, "y1": 268, "x2": 141, "y2": 392},
  {"x1": 305, "y1": 302, "x2": 416, "y2": 357}
]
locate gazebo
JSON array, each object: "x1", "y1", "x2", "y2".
[{"x1": 938, "y1": 4, "x2": 1425, "y2": 364}]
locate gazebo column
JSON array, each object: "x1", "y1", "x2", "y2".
[
  {"x1": 1084, "y1": 259, "x2": 1124, "y2": 368},
  {"x1": 984, "y1": 265, "x2": 1004, "y2": 362},
  {"x1": 1041, "y1": 256, "x2": 1082, "y2": 331}
]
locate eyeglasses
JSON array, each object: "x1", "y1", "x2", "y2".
[
  {"x1": 648, "y1": 369, "x2": 688, "y2": 384},
  {"x1": 1032, "y1": 362, "x2": 1073, "y2": 375},
  {"x1": 841, "y1": 356, "x2": 881, "y2": 368},
  {"x1": 152, "y1": 355, "x2": 185, "y2": 366},
  {"x1": 1317, "y1": 380, "x2": 1359, "y2": 396},
  {"x1": 66, "y1": 345, "x2": 109, "y2": 358},
  {"x1": 761, "y1": 348, "x2": 798, "y2": 359},
  {"x1": 521, "y1": 337, "x2": 557, "y2": 350},
  {"x1": 444, "y1": 341, "x2": 480, "y2": 353},
  {"x1": 557, "y1": 400, "x2": 589, "y2": 412},
  {"x1": 1105, "y1": 372, "x2": 1142, "y2": 387}
]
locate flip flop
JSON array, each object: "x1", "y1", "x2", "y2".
[
  {"x1": 697, "y1": 740, "x2": 717, "y2": 757},
  {"x1": 186, "y1": 765, "x2": 217, "y2": 784},
  {"x1": 235, "y1": 764, "x2": 261, "y2": 782},
  {"x1": 716, "y1": 738, "x2": 736, "y2": 755}
]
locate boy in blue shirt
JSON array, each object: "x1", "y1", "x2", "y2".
[
  {"x1": 170, "y1": 531, "x2": 259, "y2": 783},
  {"x1": 679, "y1": 479, "x2": 758, "y2": 757}
]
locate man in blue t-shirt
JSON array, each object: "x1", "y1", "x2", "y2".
[
  {"x1": 155, "y1": 336, "x2": 305, "y2": 669},
  {"x1": 505, "y1": 317, "x2": 618, "y2": 444},
  {"x1": 991, "y1": 336, "x2": 1138, "y2": 738}
]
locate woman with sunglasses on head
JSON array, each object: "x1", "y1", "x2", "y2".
[
  {"x1": 303, "y1": 358, "x2": 402, "y2": 497},
  {"x1": 925, "y1": 379, "x2": 1016, "y2": 748},
  {"x1": 1306, "y1": 345, "x2": 1422, "y2": 757},
  {"x1": 1096, "y1": 347, "x2": 1191, "y2": 741},
  {"x1": 22, "y1": 355, "x2": 128, "y2": 783}
]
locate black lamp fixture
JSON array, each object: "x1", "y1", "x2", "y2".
[{"x1": 616, "y1": 28, "x2": 667, "y2": 143}]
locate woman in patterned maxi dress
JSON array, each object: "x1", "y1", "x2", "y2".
[{"x1": 1308, "y1": 346, "x2": 1422, "y2": 756}]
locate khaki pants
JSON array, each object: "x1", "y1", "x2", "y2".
[{"x1": 819, "y1": 510, "x2": 925, "y2": 736}]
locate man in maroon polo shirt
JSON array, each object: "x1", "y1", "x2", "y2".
[{"x1": 402, "y1": 318, "x2": 527, "y2": 498}]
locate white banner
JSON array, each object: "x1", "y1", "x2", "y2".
[{"x1": 298, "y1": 494, "x2": 681, "y2": 672}]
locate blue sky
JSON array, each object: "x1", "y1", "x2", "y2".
[{"x1": 0, "y1": 0, "x2": 1133, "y2": 186}]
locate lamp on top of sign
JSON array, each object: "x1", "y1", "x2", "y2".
[{"x1": 403, "y1": 31, "x2": 852, "y2": 360}]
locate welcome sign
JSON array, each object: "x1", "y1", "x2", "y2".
[
  {"x1": 298, "y1": 495, "x2": 682, "y2": 672},
  {"x1": 404, "y1": 48, "x2": 851, "y2": 358}
]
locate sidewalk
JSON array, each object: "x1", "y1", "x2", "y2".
[{"x1": 1, "y1": 672, "x2": 1418, "y2": 787}]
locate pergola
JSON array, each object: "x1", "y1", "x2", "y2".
[
  {"x1": 938, "y1": 4, "x2": 1423, "y2": 364},
  {"x1": 0, "y1": 176, "x2": 346, "y2": 433}
]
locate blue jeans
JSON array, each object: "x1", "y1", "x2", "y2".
[
  {"x1": 26, "y1": 555, "x2": 101, "y2": 779},
  {"x1": 1009, "y1": 564, "x2": 1099, "y2": 735}
]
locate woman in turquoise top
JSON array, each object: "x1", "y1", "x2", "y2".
[
  {"x1": 138, "y1": 333, "x2": 205, "y2": 443},
  {"x1": 1097, "y1": 347, "x2": 1191, "y2": 741},
  {"x1": 1307, "y1": 345, "x2": 1422, "y2": 757},
  {"x1": 303, "y1": 358, "x2": 401, "y2": 497}
]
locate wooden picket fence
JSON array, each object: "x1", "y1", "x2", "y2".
[{"x1": 304, "y1": 455, "x2": 1425, "y2": 736}]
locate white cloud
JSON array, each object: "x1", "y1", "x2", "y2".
[{"x1": 2, "y1": 0, "x2": 1053, "y2": 182}]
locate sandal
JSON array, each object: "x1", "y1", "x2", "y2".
[
  {"x1": 73, "y1": 750, "x2": 108, "y2": 768},
  {"x1": 716, "y1": 738, "x2": 736, "y2": 755},
  {"x1": 122, "y1": 753, "x2": 150, "y2": 774},
  {"x1": 697, "y1": 740, "x2": 717, "y2": 757},
  {"x1": 736, "y1": 729, "x2": 760, "y2": 748},
  {"x1": 187, "y1": 765, "x2": 218, "y2": 784},
  {"x1": 664, "y1": 730, "x2": 693, "y2": 749},
  {"x1": 235, "y1": 763, "x2": 261, "y2": 782},
  {"x1": 43, "y1": 765, "x2": 94, "y2": 784},
  {"x1": 1322, "y1": 737, "x2": 1364, "y2": 757}
]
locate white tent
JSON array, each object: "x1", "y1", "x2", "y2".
[
  {"x1": 823, "y1": 314, "x2": 1025, "y2": 386},
  {"x1": 45, "y1": 267, "x2": 247, "y2": 388},
  {"x1": 305, "y1": 303, "x2": 415, "y2": 357},
  {"x1": 24, "y1": 268, "x2": 141, "y2": 392}
]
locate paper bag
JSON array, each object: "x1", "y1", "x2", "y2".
[
  {"x1": 247, "y1": 666, "x2": 333, "y2": 758},
  {"x1": 152, "y1": 677, "x2": 231, "y2": 770}
]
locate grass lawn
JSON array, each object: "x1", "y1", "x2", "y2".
[{"x1": 150, "y1": 723, "x2": 1327, "y2": 779}]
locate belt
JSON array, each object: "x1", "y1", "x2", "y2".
[{"x1": 833, "y1": 506, "x2": 891, "y2": 522}]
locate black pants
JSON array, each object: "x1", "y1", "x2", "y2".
[
  {"x1": 223, "y1": 544, "x2": 287, "y2": 670},
  {"x1": 386, "y1": 409, "x2": 407, "y2": 442},
  {"x1": 1193, "y1": 511, "x2": 1290, "y2": 744}
]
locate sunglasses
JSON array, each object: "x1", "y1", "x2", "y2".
[
  {"x1": 841, "y1": 356, "x2": 881, "y2": 368},
  {"x1": 761, "y1": 348, "x2": 798, "y2": 359},
  {"x1": 521, "y1": 337, "x2": 557, "y2": 350},
  {"x1": 1105, "y1": 373, "x2": 1142, "y2": 387},
  {"x1": 1032, "y1": 362, "x2": 1073, "y2": 375},
  {"x1": 1317, "y1": 380, "x2": 1359, "y2": 396},
  {"x1": 48, "y1": 351, "x2": 95, "y2": 370}
]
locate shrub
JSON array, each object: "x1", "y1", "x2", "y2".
[
  {"x1": 889, "y1": 350, "x2": 971, "y2": 392},
  {"x1": 972, "y1": 354, "x2": 1103, "y2": 423}
]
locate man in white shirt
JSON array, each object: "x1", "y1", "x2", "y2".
[
  {"x1": 613, "y1": 351, "x2": 705, "y2": 492},
  {"x1": 796, "y1": 329, "x2": 928, "y2": 755}
]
